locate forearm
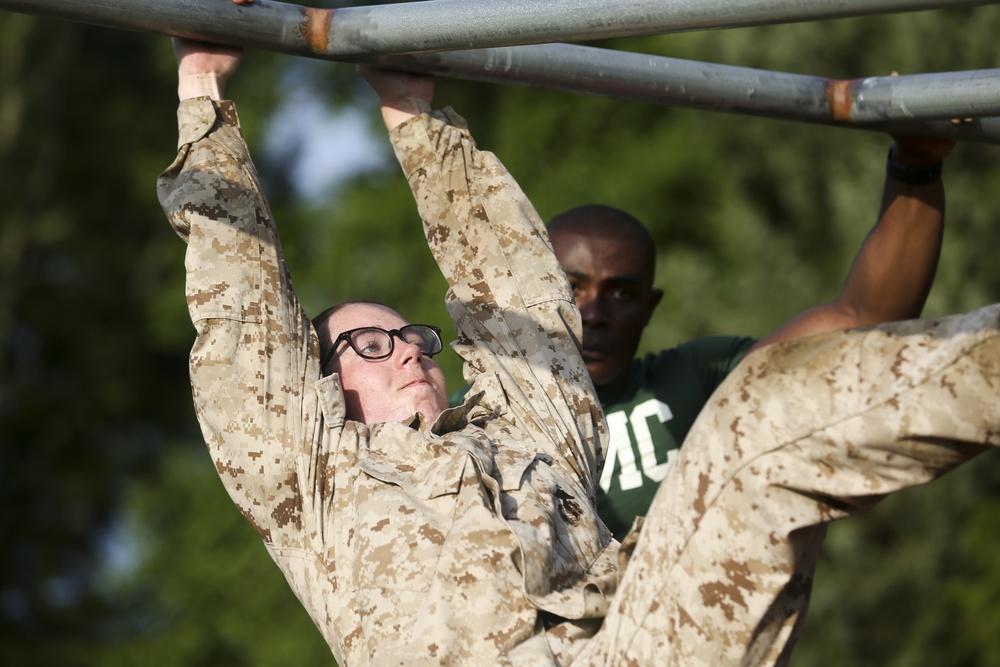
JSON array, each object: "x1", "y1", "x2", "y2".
[
  {"x1": 157, "y1": 97, "x2": 313, "y2": 366},
  {"x1": 157, "y1": 98, "x2": 270, "y2": 283},
  {"x1": 840, "y1": 138, "x2": 950, "y2": 323},
  {"x1": 753, "y1": 149, "x2": 944, "y2": 351},
  {"x1": 388, "y1": 109, "x2": 566, "y2": 313},
  {"x1": 841, "y1": 172, "x2": 944, "y2": 324}
]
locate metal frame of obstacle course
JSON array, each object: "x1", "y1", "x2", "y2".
[{"x1": 2, "y1": 0, "x2": 1000, "y2": 143}]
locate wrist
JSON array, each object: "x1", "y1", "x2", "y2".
[
  {"x1": 886, "y1": 146, "x2": 942, "y2": 185},
  {"x1": 178, "y1": 72, "x2": 225, "y2": 101},
  {"x1": 380, "y1": 96, "x2": 432, "y2": 131}
]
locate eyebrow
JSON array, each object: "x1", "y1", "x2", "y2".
[{"x1": 564, "y1": 269, "x2": 645, "y2": 285}]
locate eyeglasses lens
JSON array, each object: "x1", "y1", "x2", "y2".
[
  {"x1": 350, "y1": 329, "x2": 392, "y2": 359},
  {"x1": 348, "y1": 325, "x2": 441, "y2": 360},
  {"x1": 401, "y1": 325, "x2": 442, "y2": 356}
]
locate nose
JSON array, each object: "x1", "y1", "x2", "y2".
[
  {"x1": 577, "y1": 291, "x2": 607, "y2": 326},
  {"x1": 392, "y1": 334, "x2": 425, "y2": 367}
]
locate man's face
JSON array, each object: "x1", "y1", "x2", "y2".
[
  {"x1": 551, "y1": 229, "x2": 662, "y2": 389},
  {"x1": 323, "y1": 303, "x2": 448, "y2": 424}
]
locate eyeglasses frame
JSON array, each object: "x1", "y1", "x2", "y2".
[{"x1": 320, "y1": 324, "x2": 443, "y2": 372}]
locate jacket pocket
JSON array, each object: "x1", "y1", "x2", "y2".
[{"x1": 352, "y1": 447, "x2": 470, "y2": 592}]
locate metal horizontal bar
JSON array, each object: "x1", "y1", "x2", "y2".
[
  {"x1": 3, "y1": 0, "x2": 1000, "y2": 144},
  {"x1": 2, "y1": 0, "x2": 998, "y2": 58},
  {"x1": 373, "y1": 46, "x2": 1000, "y2": 135},
  {"x1": 286, "y1": 0, "x2": 1000, "y2": 57}
]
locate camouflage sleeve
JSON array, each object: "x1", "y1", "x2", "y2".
[
  {"x1": 156, "y1": 98, "x2": 326, "y2": 548},
  {"x1": 388, "y1": 107, "x2": 605, "y2": 488}
]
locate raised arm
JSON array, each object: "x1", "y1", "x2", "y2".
[
  {"x1": 158, "y1": 33, "x2": 323, "y2": 548},
  {"x1": 359, "y1": 65, "x2": 605, "y2": 489},
  {"x1": 752, "y1": 133, "x2": 953, "y2": 351}
]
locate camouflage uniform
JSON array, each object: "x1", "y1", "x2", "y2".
[
  {"x1": 158, "y1": 97, "x2": 615, "y2": 667},
  {"x1": 581, "y1": 304, "x2": 1000, "y2": 665},
  {"x1": 158, "y1": 97, "x2": 1000, "y2": 667}
]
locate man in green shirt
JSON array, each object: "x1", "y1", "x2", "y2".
[
  {"x1": 454, "y1": 152, "x2": 950, "y2": 540},
  {"x1": 542, "y1": 147, "x2": 952, "y2": 539}
]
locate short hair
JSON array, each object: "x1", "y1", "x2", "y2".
[
  {"x1": 312, "y1": 300, "x2": 390, "y2": 369},
  {"x1": 548, "y1": 205, "x2": 657, "y2": 280},
  {"x1": 312, "y1": 299, "x2": 390, "y2": 331}
]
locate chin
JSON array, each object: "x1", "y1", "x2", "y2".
[
  {"x1": 395, "y1": 399, "x2": 443, "y2": 424},
  {"x1": 586, "y1": 366, "x2": 614, "y2": 389},
  {"x1": 420, "y1": 396, "x2": 448, "y2": 418},
  {"x1": 597, "y1": 369, "x2": 631, "y2": 391}
]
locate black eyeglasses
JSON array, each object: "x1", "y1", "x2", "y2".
[{"x1": 321, "y1": 324, "x2": 443, "y2": 371}]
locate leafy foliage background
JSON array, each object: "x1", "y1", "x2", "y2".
[{"x1": 1, "y1": 3, "x2": 999, "y2": 665}]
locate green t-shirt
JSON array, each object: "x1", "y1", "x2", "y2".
[
  {"x1": 595, "y1": 336, "x2": 755, "y2": 539},
  {"x1": 448, "y1": 334, "x2": 755, "y2": 540}
]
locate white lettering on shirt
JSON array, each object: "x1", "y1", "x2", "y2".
[{"x1": 599, "y1": 399, "x2": 675, "y2": 493}]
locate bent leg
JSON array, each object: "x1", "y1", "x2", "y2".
[{"x1": 578, "y1": 304, "x2": 1000, "y2": 666}]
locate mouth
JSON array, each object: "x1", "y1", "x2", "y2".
[{"x1": 581, "y1": 348, "x2": 611, "y2": 362}]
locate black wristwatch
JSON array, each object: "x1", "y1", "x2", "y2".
[{"x1": 886, "y1": 148, "x2": 943, "y2": 185}]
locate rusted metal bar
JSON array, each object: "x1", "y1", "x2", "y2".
[
  {"x1": 1, "y1": 0, "x2": 997, "y2": 58},
  {"x1": 376, "y1": 46, "x2": 1000, "y2": 143},
  {"x1": 2, "y1": 0, "x2": 1000, "y2": 143}
]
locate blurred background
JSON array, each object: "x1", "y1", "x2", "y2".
[{"x1": 2, "y1": 1, "x2": 1000, "y2": 665}]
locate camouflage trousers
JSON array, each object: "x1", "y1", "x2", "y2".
[{"x1": 573, "y1": 303, "x2": 1000, "y2": 666}]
